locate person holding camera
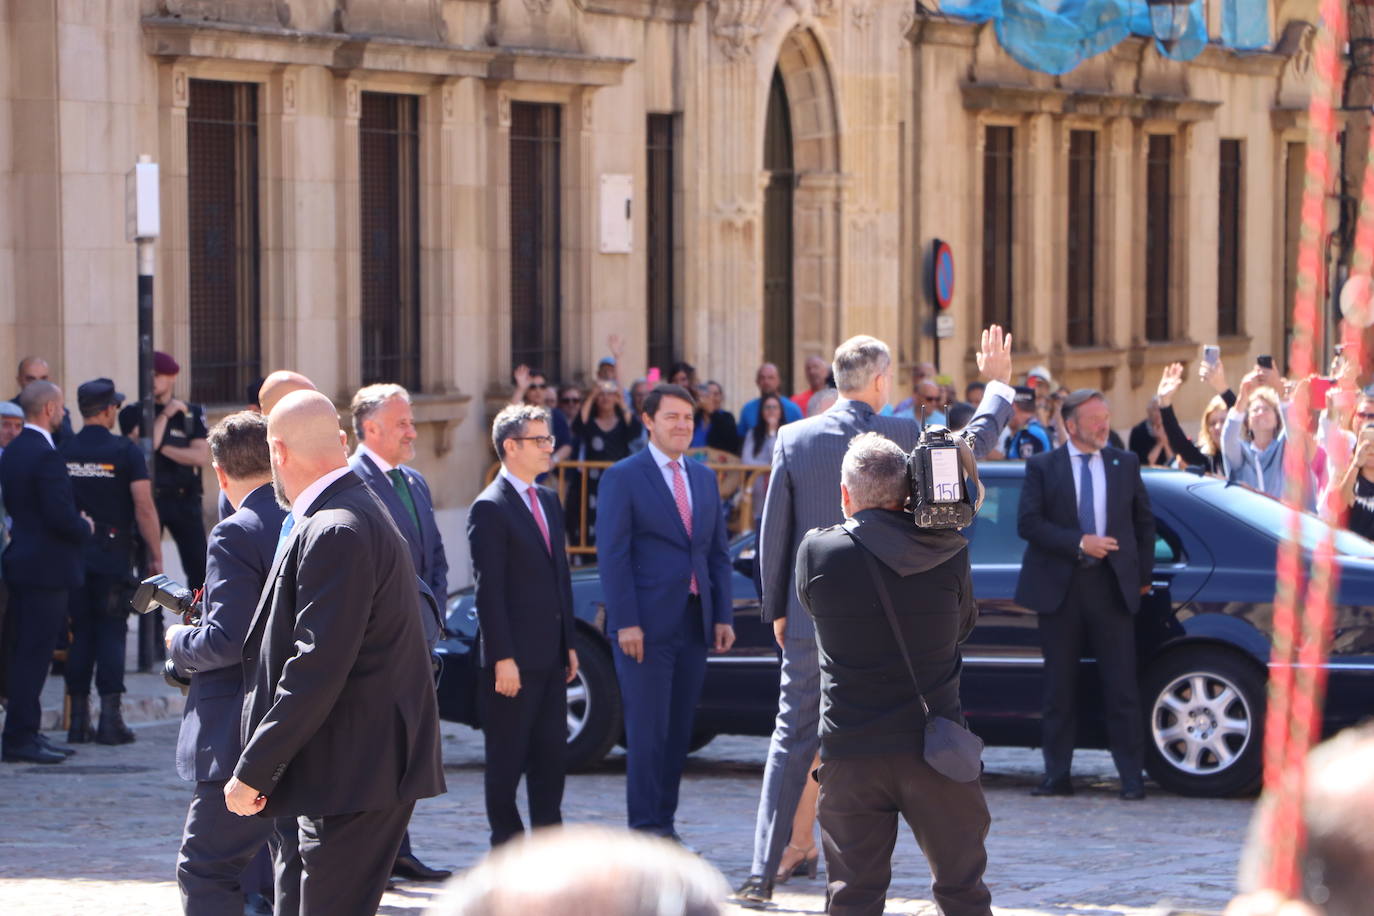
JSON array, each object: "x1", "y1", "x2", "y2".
[
  {"x1": 1333, "y1": 395, "x2": 1374, "y2": 541},
  {"x1": 1015, "y1": 389, "x2": 1155, "y2": 801},
  {"x1": 795, "y1": 432, "x2": 992, "y2": 916},
  {"x1": 61, "y1": 378, "x2": 162, "y2": 746},
  {"x1": 737, "y1": 328, "x2": 1013, "y2": 905},
  {"x1": 168, "y1": 411, "x2": 292, "y2": 916}
]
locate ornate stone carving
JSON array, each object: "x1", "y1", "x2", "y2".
[
  {"x1": 524, "y1": 0, "x2": 556, "y2": 14},
  {"x1": 710, "y1": 0, "x2": 772, "y2": 61},
  {"x1": 344, "y1": 79, "x2": 361, "y2": 119},
  {"x1": 850, "y1": 0, "x2": 872, "y2": 30},
  {"x1": 497, "y1": 92, "x2": 512, "y2": 129},
  {"x1": 336, "y1": 0, "x2": 449, "y2": 44},
  {"x1": 282, "y1": 73, "x2": 297, "y2": 115},
  {"x1": 716, "y1": 196, "x2": 761, "y2": 228},
  {"x1": 158, "y1": 0, "x2": 291, "y2": 27},
  {"x1": 171, "y1": 67, "x2": 190, "y2": 109}
]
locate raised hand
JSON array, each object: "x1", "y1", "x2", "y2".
[
  {"x1": 607, "y1": 333, "x2": 624, "y2": 360},
  {"x1": 976, "y1": 325, "x2": 1013, "y2": 385},
  {"x1": 1157, "y1": 363, "x2": 1184, "y2": 408},
  {"x1": 513, "y1": 364, "x2": 531, "y2": 389}
]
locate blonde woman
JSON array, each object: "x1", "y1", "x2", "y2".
[
  {"x1": 1221, "y1": 370, "x2": 1314, "y2": 508},
  {"x1": 1156, "y1": 363, "x2": 1229, "y2": 476}
]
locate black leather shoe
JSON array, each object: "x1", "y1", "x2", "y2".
[
  {"x1": 1030, "y1": 775, "x2": 1074, "y2": 796},
  {"x1": 734, "y1": 875, "x2": 773, "y2": 906},
  {"x1": 3, "y1": 741, "x2": 67, "y2": 764},
  {"x1": 1119, "y1": 781, "x2": 1146, "y2": 801},
  {"x1": 37, "y1": 734, "x2": 77, "y2": 757},
  {"x1": 391, "y1": 854, "x2": 451, "y2": 882}
]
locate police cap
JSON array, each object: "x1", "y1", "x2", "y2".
[{"x1": 77, "y1": 378, "x2": 125, "y2": 416}]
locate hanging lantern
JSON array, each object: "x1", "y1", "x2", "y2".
[{"x1": 1146, "y1": 0, "x2": 1191, "y2": 48}]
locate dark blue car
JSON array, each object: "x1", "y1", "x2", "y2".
[{"x1": 436, "y1": 465, "x2": 1374, "y2": 797}]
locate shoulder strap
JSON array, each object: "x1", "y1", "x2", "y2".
[{"x1": 844, "y1": 526, "x2": 931, "y2": 718}]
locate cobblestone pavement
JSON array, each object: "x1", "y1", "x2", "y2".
[{"x1": 0, "y1": 672, "x2": 1250, "y2": 915}]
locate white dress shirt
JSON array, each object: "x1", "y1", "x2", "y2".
[
  {"x1": 355, "y1": 442, "x2": 395, "y2": 473},
  {"x1": 499, "y1": 466, "x2": 544, "y2": 521},
  {"x1": 1065, "y1": 440, "x2": 1107, "y2": 538},
  {"x1": 647, "y1": 441, "x2": 693, "y2": 513},
  {"x1": 23, "y1": 422, "x2": 54, "y2": 450},
  {"x1": 291, "y1": 465, "x2": 354, "y2": 524}
]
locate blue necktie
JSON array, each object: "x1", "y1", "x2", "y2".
[
  {"x1": 1078, "y1": 453, "x2": 1096, "y2": 537},
  {"x1": 275, "y1": 513, "x2": 296, "y2": 561}
]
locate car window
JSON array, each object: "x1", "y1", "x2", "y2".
[
  {"x1": 1154, "y1": 520, "x2": 1184, "y2": 564},
  {"x1": 1189, "y1": 479, "x2": 1374, "y2": 559},
  {"x1": 965, "y1": 478, "x2": 1025, "y2": 565}
]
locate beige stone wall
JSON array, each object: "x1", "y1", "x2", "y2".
[{"x1": 0, "y1": 0, "x2": 1322, "y2": 585}]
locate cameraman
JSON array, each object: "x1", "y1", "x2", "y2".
[
  {"x1": 795, "y1": 432, "x2": 991, "y2": 916},
  {"x1": 168, "y1": 412, "x2": 291, "y2": 916}
]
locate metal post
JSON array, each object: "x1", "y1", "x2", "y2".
[{"x1": 137, "y1": 239, "x2": 155, "y2": 483}]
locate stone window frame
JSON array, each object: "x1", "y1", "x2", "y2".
[{"x1": 973, "y1": 114, "x2": 1025, "y2": 350}]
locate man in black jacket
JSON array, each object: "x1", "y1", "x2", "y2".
[
  {"x1": 1014, "y1": 389, "x2": 1155, "y2": 800},
  {"x1": 467, "y1": 403, "x2": 578, "y2": 847},
  {"x1": 796, "y1": 432, "x2": 992, "y2": 916}
]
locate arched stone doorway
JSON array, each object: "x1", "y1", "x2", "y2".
[{"x1": 762, "y1": 28, "x2": 842, "y2": 394}]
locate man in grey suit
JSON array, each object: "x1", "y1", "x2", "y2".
[{"x1": 736, "y1": 327, "x2": 1015, "y2": 903}]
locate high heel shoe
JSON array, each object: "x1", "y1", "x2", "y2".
[{"x1": 773, "y1": 843, "x2": 819, "y2": 884}]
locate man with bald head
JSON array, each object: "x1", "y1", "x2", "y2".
[
  {"x1": 11, "y1": 356, "x2": 75, "y2": 445},
  {"x1": 226, "y1": 390, "x2": 445, "y2": 914},
  {"x1": 217, "y1": 371, "x2": 318, "y2": 522},
  {"x1": 2, "y1": 381, "x2": 92, "y2": 764},
  {"x1": 738, "y1": 362, "x2": 803, "y2": 438}
]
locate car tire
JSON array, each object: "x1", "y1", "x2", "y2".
[
  {"x1": 1142, "y1": 646, "x2": 1265, "y2": 798},
  {"x1": 566, "y1": 630, "x2": 622, "y2": 772}
]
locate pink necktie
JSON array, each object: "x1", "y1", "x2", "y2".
[
  {"x1": 669, "y1": 461, "x2": 699, "y2": 595},
  {"x1": 526, "y1": 485, "x2": 551, "y2": 555}
]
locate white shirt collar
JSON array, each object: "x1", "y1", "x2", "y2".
[
  {"x1": 1066, "y1": 440, "x2": 1101, "y2": 460},
  {"x1": 291, "y1": 466, "x2": 353, "y2": 523},
  {"x1": 646, "y1": 440, "x2": 685, "y2": 470},
  {"x1": 356, "y1": 442, "x2": 395, "y2": 474},
  {"x1": 23, "y1": 423, "x2": 54, "y2": 449},
  {"x1": 499, "y1": 465, "x2": 537, "y2": 495}
]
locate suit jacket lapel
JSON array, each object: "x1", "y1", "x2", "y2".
[
  {"x1": 499, "y1": 477, "x2": 555, "y2": 561},
  {"x1": 359, "y1": 453, "x2": 423, "y2": 546},
  {"x1": 640, "y1": 450, "x2": 690, "y2": 544}
]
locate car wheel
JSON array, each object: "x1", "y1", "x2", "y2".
[
  {"x1": 566, "y1": 630, "x2": 622, "y2": 772},
  {"x1": 1142, "y1": 647, "x2": 1265, "y2": 797}
]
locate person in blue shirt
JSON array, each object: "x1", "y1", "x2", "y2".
[
  {"x1": 1007, "y1": 386, "x2": 1053, "y2": 458},
  {"x1": 738, "y1": 363, "x2": 802, "y2": 437},
  {"x1": 893, "y1": 379, "x2": 948, "y2": 427}
]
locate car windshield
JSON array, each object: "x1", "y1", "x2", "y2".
[{"x1": 1189, "y1": 479, "x2": 1374, "y2": 559}]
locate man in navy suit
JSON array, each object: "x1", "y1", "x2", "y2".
[
  {"x1": 347, "y1": 383, "x2": 449, "y2": 881},
  {"x1": 170, "y1": 411, "x2": 293, "y2": 915},
  {"x1": 596, "y1": 384, "x2": 735, "y2": 840},
  {"x1": 1015, "y1": 389, "x2": 1155, "y2": 800},
  {"x1": 1, "y1": 380, "x2": 92, "y2": 764},
  {"x1": 467, "y1": 403, "x2": 578, "y2": 846}
]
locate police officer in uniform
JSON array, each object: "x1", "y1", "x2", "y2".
[
  {"x1": 62, "y1": 379, "x2": 164, "y2": 744},
  {"x1": 1007, "y1": 386, "x2": 1053, "y2": 459},
  {"x1": 119, "y1": 352, "x2": 209, "y2": 670}
]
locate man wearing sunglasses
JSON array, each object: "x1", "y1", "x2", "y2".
[{"x1": 511, "y1": 365, "x2": 573, "y2": 464}]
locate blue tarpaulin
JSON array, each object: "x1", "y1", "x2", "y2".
[{"x1": 938, "y1": 0, "x2": 1264, "y2": 75}]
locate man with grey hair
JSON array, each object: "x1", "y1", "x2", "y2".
[
  {"x1": 738, "y1": 326, "x2": 1013, "y2": 904},
  {"x1": 792, "y1": 431, "x2": 992, "y2": 915},
  {"x1": 346, "y1": 382, "x2": 450, "y2": 882},
  {"x1": 467, "y1": 403, "x2": 578, "y2": 847}
]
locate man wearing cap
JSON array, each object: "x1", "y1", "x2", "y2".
[
  {"x1": 1006, "y1": 386, "x2": 1053, "y2": 459},
  {"x1": 119, "y1": 352, "x2": 211, "y2": 591},
  {"x1": 62, "y1": 380, "x2": 164, "y2": 744},
  {"x1": 11, "y1": 356, "x2": 75, "y2": 446}
]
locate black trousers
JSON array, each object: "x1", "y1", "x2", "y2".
[
  {"x1": 65, "y1": 573, "x2": 127, "y2": 697},
  {"x1": 176, "y1": 779, "x2": 282, "y2": 916},
  {"x1": 1037, "y1": 562, "x2": 1144, "y2": 783},
  {"x1": 2, "y1": 586, "x2": 69, "y2": 750},
  {"x1": 158, "y1": 493, "x2": 208, "y2": 589},
  {"x1": 480, "y1": 665, "x2": 567, "y2": 846},
  {"x1": 295, "y1": 802, "x2": 414, "y2": 916},
  {"x1": 817, "y1": 751, "x2": 993, "y2": 916}
]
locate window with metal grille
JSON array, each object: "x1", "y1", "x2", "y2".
[
  {"x1": 359, "y1": 92, "x2": 421, "y2": 390},
  {"x1": 1145, "y1": 134, "x2": 1173, "y2": 342},
  {"x1": 763, "y1": 71, "x2": 795, "y2": 389},
  {"x1": 187, "y1": 79, "x2": 261, "y2": 405},
  {"x1": 982, "y1": 126, "x2": 1014, "y2": 335},
  {"x1": 510, "y1": 103, "x2": 563, "y2": 382},
  {"x1": 1217, "y1": 139, "x2": 1243, "y2": 338},
  {"x1": 646, "y1": 114, "x2": 679, "y2": 375},
  {"x1": 1282, "y1": 141, "x2": 1305, "y2": 367},
  {"x1": 1067, "y1": 130, "x2": 1097, "y2": 347}
]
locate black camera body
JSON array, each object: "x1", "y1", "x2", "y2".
[
  {"x1": 907, "y1": 425, "x2": 978, "y2": 530},
  {"x1": 130, "y1": 574, "x2": 204, "y2": 691}
]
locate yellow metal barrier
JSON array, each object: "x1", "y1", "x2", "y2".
[{"x1": 483, "y1": 457, "x2": 772, "y2": 557}]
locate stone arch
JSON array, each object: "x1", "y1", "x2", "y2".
[{"x1": 761, "y1": 25, "x2": 844, "y2": 391}]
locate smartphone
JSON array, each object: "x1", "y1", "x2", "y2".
[
  {"x1": 1257, "y1": 354, "x2": 1275, "y2": 370},
  {"x1": 646, "y1": 367, "x2": 661, "y2": 384},
  {"x1": 1311, "y1": 376, "x2": 1335, "y2": 409},
  {"x1": 1203, "y1": 345, "x2": 1220, "y2": 367}
]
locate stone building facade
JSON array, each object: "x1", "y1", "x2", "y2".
[{"x1": 0, "y1": 0, "x2": 1322, "y2": 580}]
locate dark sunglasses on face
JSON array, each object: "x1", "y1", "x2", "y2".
[
  {"x1": 527, "y1": 383, "x2": 547, "y2": 390},
  {"x1": 560, "y1": 396, "x2": 581, "y2": 405}
]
